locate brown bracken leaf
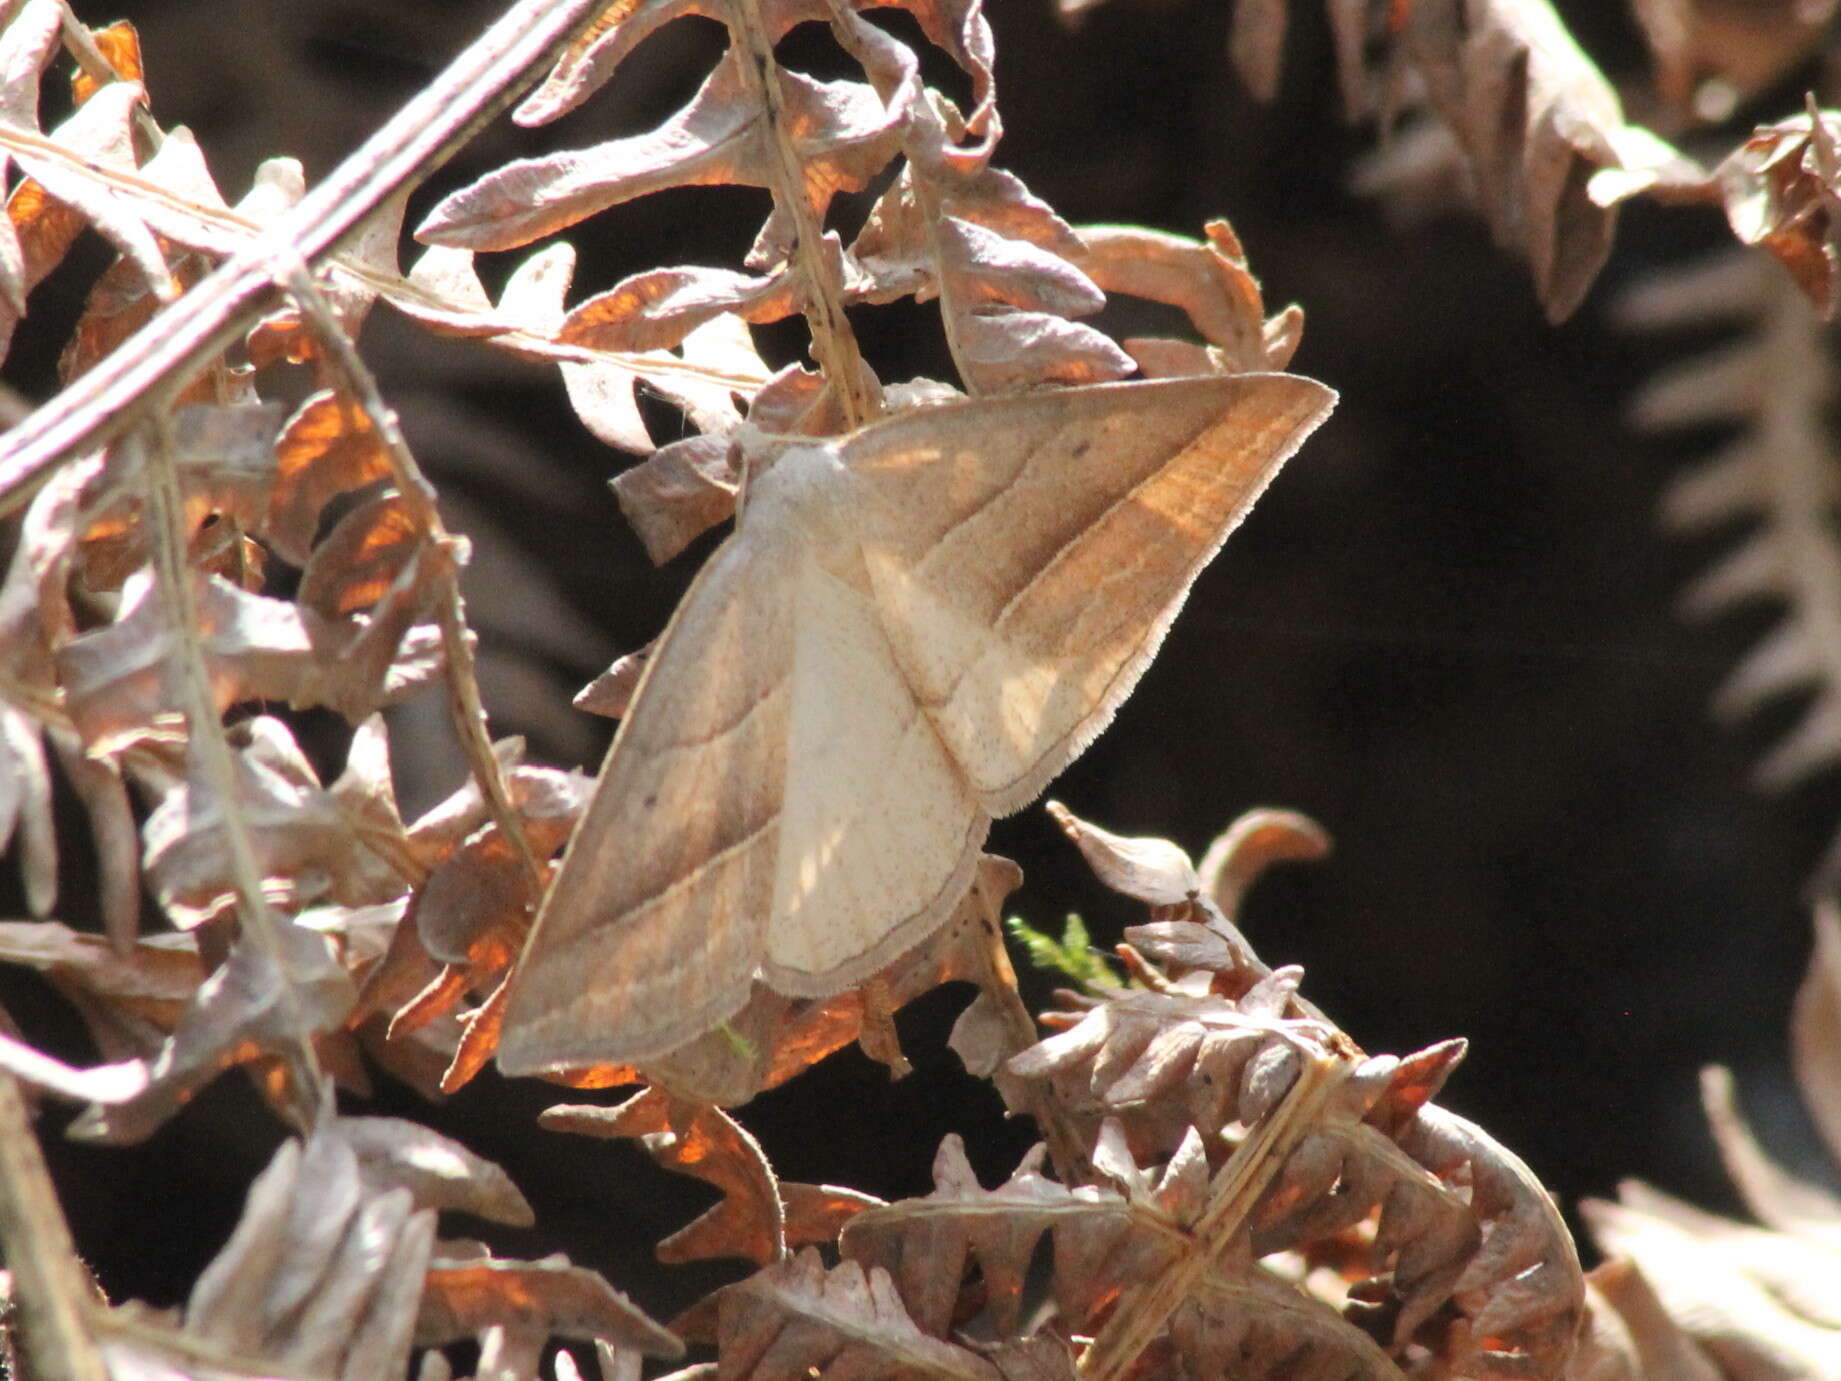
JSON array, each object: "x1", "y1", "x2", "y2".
[
  {"x1": 176, "y1": 1121, "x2": 437, "y2": 1381},
  {"x1": 1705, "y1": 106, "x2": 1841, "y2": 316},
  {"x1": 0, "y1": 921, "x2": 201, "y2": 1062},
  {"x1": 540, "y1": 1087, "x2": 792, "y2": 1266},
  {"x1": 67, "y1": 919, "x2": 355, "y2": 1144},
  {"x1": 416, "y1": 1246, "x2": 682, "y2": 1372},
  {"x1": 691, "y1": 1249, "x2": 999, "y2": 1381}
]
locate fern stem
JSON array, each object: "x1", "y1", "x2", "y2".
[
  {"x1": 725, "y1": 0, "x2": 876, "y2": 429},
  {"x1": 1748, "y1": 277, "x2": 1841, "y2": 788},
  {"x1": 279, "y1": 259, "x2": 546, "y2": 899},
  {"x1": 143, "y1": 409, "x2": 329, "y2": 1124},
  {"x1": 966, "y1": 906, "x2": 1098, "y2": 1187},
  {"x1": 0, "y1": 0, "x2": 611, "y2": 516},
  {"x1": 54, "y1": 1, "x2": 164, "y2": 153},
  {"x1": 1075, "y1": 1041, "x2": 1355, "y2": 1381},
  {"x1": 0, "y1": 1071, "x2": 108, "y2": 1381}
]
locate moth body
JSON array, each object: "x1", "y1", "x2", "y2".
[{"x1": 498, "y1": 375, "x2": 1336, "y2": 1078}]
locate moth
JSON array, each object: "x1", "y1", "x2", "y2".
[{"x1": 497, "y1": 373, "x2": 1335, "y2": 1073}]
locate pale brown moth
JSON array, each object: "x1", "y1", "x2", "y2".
[{"x1": 497, "y1": 374, "x2": 1336, "y2": 1073}]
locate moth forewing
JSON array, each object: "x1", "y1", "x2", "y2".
[
  {"x1": 848, "y1": 374, "x2": 1338, "y2": 814},
  {"x1": 498, "y1": 374, "x2": 1336, "y2": 1076}
]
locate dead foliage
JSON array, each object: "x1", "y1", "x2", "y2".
[{"x1": 0, "y1": 1, "x2": 1835, "y2": 1380}]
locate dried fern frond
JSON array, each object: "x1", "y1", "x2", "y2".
[
  {"x1": 1189, "y1": 0, "x2": 1693, "y2": 320},
  {"x1": 1621, "y1": 249, "x2": 1841, "y2": 806},
  {"x1": 418, "y1": 0, "x2": 1204, "y2": 568},
  {"x1": 1575, "y1": 905, "x2": 1841, "y2": 1380},
  {"x1": 578, "y1": 802, "x2": 1587, "y2": 1381},
  {"x1": 994, "y1": 802, "x2": 1583, "y2": 1381}
]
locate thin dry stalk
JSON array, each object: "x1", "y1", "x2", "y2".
[
  {"x1": 1076, "y1": 1039, "x2": 1356, "y2": 1381},
  {"x1": 143, "y1": 408, "x2": 328, "y2": 1122},
  {"x1": 729, "y1": 0, "x2": 874, "y2": 427},
  {"x1": 0, "y1": 1071, "x2": 107, "y2": 1381},
  {"x1": 0, "y1": 0, "x2": 611, "y2": 514},
  {"x1": 279, "y1": 260, "x2": 544, "y2": 895}
]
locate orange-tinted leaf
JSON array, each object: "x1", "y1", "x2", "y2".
[
  {"x1": 439, "y1": 972, "x2": 509, "y2": 1094},
  {"x1": 0, "y1": 0, "x2": 81, "y2": 326},
  {"x1": 69, "y1": 21, "x2": 144, "y2": 104},
  {"x1": 561, "y1": 265, "x2": 800, "y2": 355},
  {"x1": 703, "y1": 1249, "x2": 999, "y2": 1381},
  {"x1": 14, "y1": 81, "x2": 176, "y2": 301},
  {"x1": 1707, "y1": 109, "x2": 1841, "y2": 315},
  {"x1": 268, "y1": 389, "x2": 398, "y2": 566},
  {"x1": 298, "y1": 490, "x2": 420, "y2": 617},
  {"x1": 541, "y1": 1087, "x2": 787, "y2": 1266},
  {"x1": 68, "y1": 920, "x2": 355, "y2": 1143},
  {"x1": 416, "y1": 1248, "x2": 682, "y2": 1362}
]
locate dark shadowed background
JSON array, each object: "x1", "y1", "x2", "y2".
[{"x1": 3, "y1": 0, "x2": 1834, "y2": 1333}]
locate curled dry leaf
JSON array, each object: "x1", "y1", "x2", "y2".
[
  {"x1": 1004, "y1": 805, "x2": 1582, "y2": 1380},
  {"x1": 606, "y1": 433, "x2": 742, "y2": 568},
  {"x1": 0, "y1": 463, "x2": 141, "y2": 943},
  {"x1": 1582, "y1": 1193, "x2": 1841, "y2": 1379},
  {"x1": 1627, "y1": 0, "x2": 1836, "y2": 112},
  {"x1": 1195, "y1": 806, "x2": 1333, "y2": 922},
  {"x1": 1702, "y1": 107, "x2": 1841, "y2": 316},
  {"x1": 840, "y1": 1128, "x2": 1428, "y2": 1381},
  {"x1": 541, "y1": 1085, "x2": 880, "y2": 1266},
  {"x1": 331, "y1": 1114, "x2": 536, "y2": 1228},
  {"x1": 0, "y1": 0, "x2": 64, "y2": 322},
  {"x1": 416, "y1": 1246, "x2": 682, "y2": 1374},
  {"x1": 686, "y1": 1248, "x2": 1000, "y2": 1381},
  {"x1": 57, "y1": 564, "x2": 446, "y2": 755},
  {"x1": 1395, "y1": 0, "x2": 1690, "y2": 321},
  {"x1": 0, "y1": 921, "x2": 201, "y2": 1062},
  {"x1": 573, "y1": 639, "x2": 652, "y2": 720},
  {"x1": 172, "y1": 1122, "x2": 437, "y2": 1381},
  {"x1": 1225, "y1": 0, "x2": 1691, "y2": 320},
  {"x1": 1044, "y1": 799, "x2": 1199, "y2": 905},
  {"x1": 842, "y1": 1134, "x2": 1142, "y2": 1338},
  {"x1": 424, "y1": 47, "x2": 895, "y2": 254},
  {"x1": 1570, "y1": 1257, "x2": 1725, "y2": 1381},
  {"x1": 67, "y1": 919, "x2": 354, "y2": 1144},
  {"x1": 1071, "y1": 220, "x2": 1303, "y2": 375},
  {"x1": 1170, "y1": 1257, "x2": 1408, "y2": 1381},
  {"x1": 140, "y1": 716, "x2": 411, "y2": 929},
  {"x1": 328, "y1": 734, "x2": 588, "y2": 1092},
  {"x1": 0, "y1": 33, "x2": 181, "y2": 366},
  {"x1": 1793, "y1": 900, "x2": 1841, "y2": 1162}
]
